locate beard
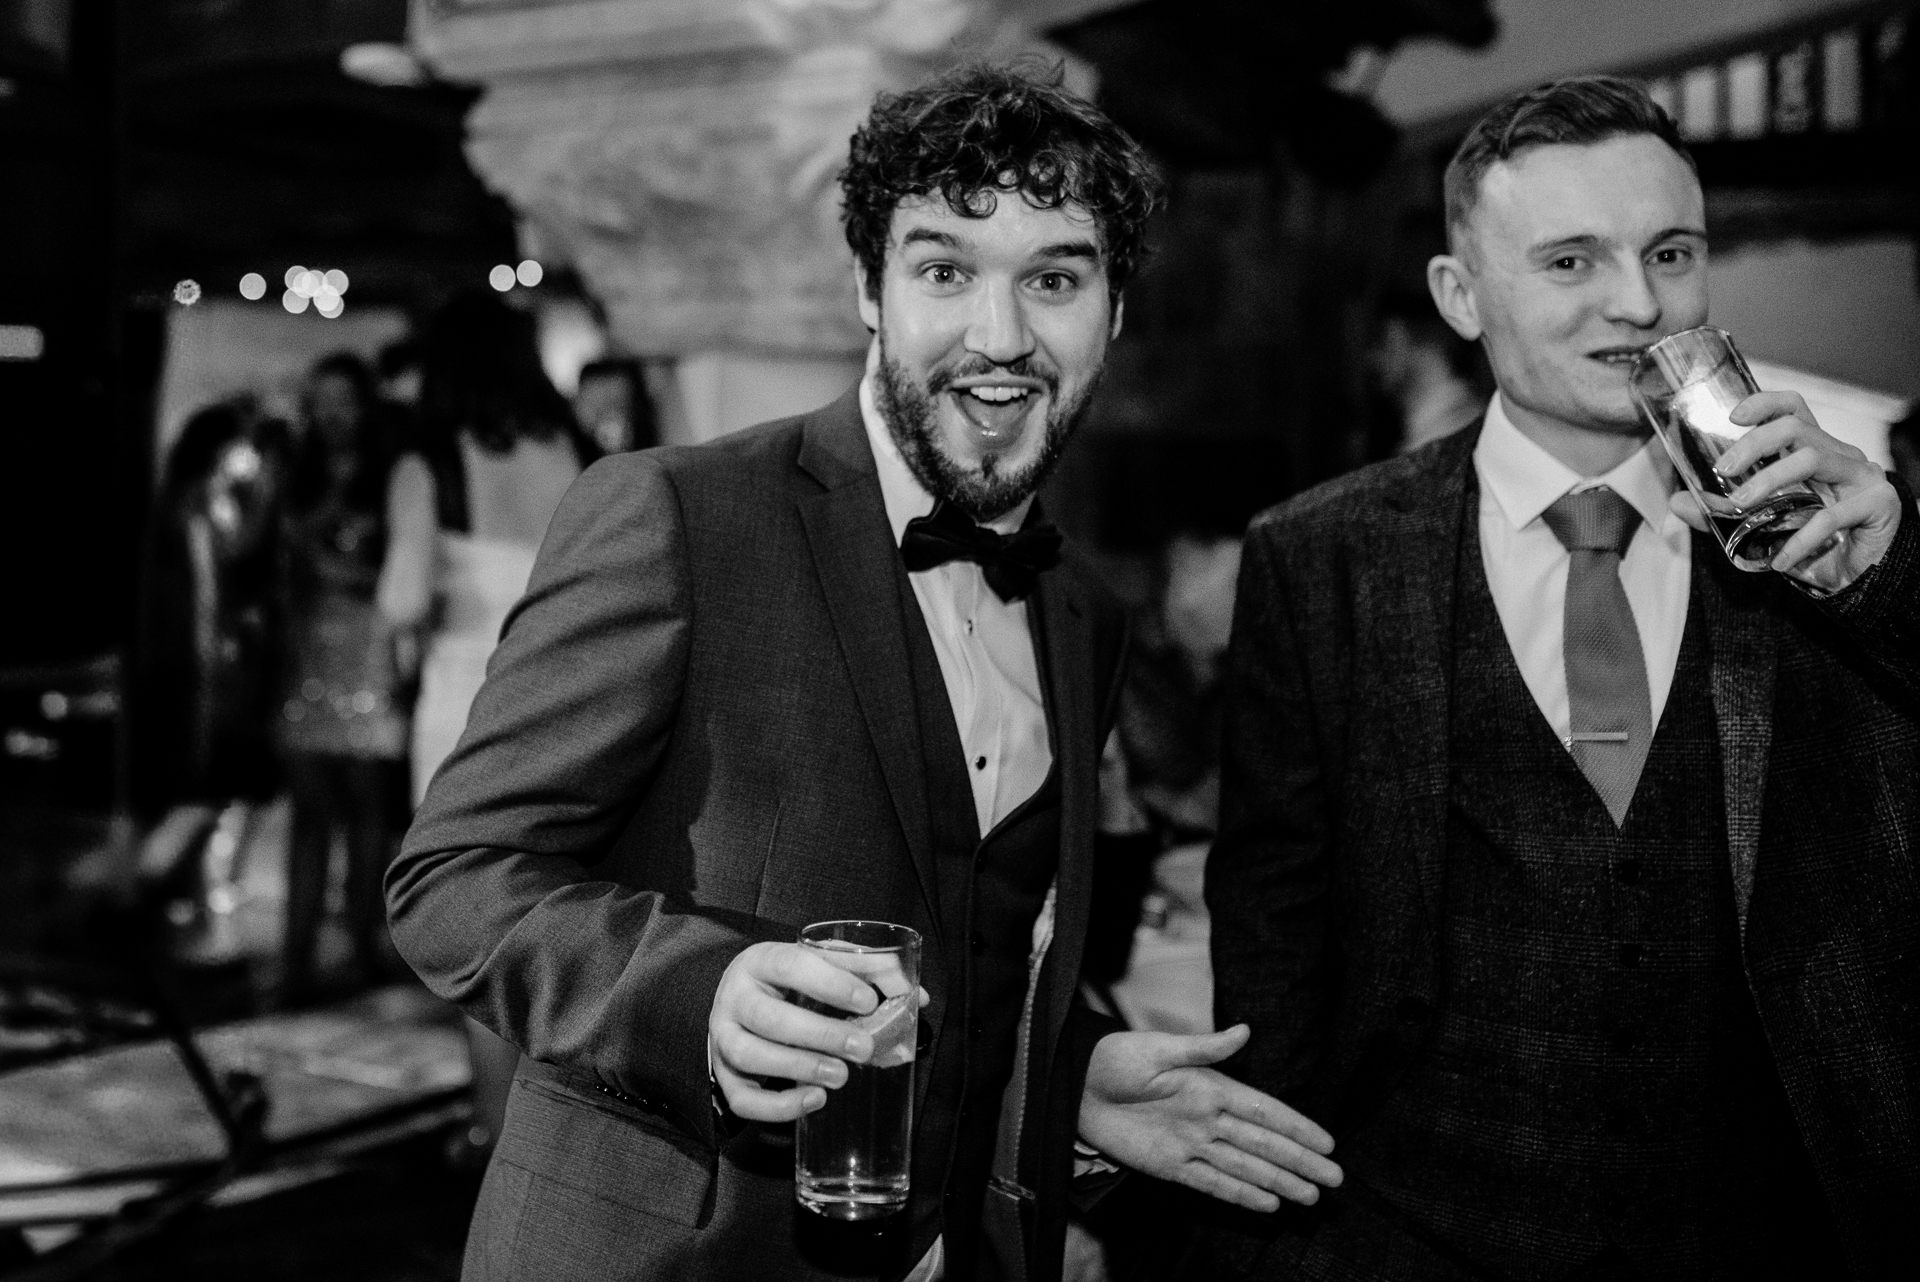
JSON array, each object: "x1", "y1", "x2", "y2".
[{"x1": 873, "y1": 340, "x2": 1101, "y2": 523}]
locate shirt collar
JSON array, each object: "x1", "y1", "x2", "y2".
[
  {"x1": 1474, "y1": 390, "x2": 1676, "y2": 534},
  {"x1": 858, "y1": 362, "x2": 1033, "y2": 546}
]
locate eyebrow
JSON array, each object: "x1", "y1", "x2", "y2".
[
  {"x1": 895, "y1": 229, "x2": 1104, "y2": 265},
  {"x1": 900, "y1": 227, "x2": 965, "y2": 251},
  {"x1": 1033, "y1": 239, "x2": 1101, "y2": 263}
]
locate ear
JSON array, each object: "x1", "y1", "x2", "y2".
[
  {"x1": 1427, "y1": 253, "x2": 1482, "y2": 342},
  {"x1": 854, "y1": 260, "x2": 881, "y2": 333},
  {"x1": 1108, "y1": 295, "x2": 1125, "y2": 342}
]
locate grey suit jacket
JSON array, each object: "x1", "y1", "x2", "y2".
[
  {"x1": 387, "y1": 390, "x2": 1126, "y2": 1281},
  {"x1": 1204, "y1": 423, "x2": 1920, "y2": 1278}
]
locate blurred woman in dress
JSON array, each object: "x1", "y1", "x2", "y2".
[
  {"x1": 378, "y1": 295, "x2": 596, "y2": 804},
  {"x1": 277, "y1": 353, "x2": 410, "y2": 1006}
]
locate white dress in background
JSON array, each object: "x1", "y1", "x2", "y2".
[{"x1": 410, "y1": 533, "x2": 539, "y2": 807}]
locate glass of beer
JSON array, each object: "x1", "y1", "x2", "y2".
[
  {"x1": 1629, "y1": 326, "x2": 1836, "y2": 573},
  {"x1": 794, "y1": 920, "x2": 921, "y2": 1220}
]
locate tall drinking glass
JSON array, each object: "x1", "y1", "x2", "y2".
[
  {"x1": 1629, "y1": 326, "x2": 1830, "y2": 572},
  {"x1": 793, "y1": 920, "x2": 921, "y2": 1220}
]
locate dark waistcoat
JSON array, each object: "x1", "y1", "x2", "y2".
[
  {"x1": 1341, "y1": 514, "x2": 1830, "y2": 1281},
  {"x1": 903, "y1": 595, "x2": 1059, "y2": 1282}
]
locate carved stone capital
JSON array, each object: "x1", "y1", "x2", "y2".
[{"x1": 410, "y1": 0, "x2": 1107, "y2": 357}]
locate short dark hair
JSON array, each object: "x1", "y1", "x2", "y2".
[
  {"x1": 1444, "y1": 76, "x2": 1692, "y2": 248},
  {"x1": 840, "y1": 62, "x2": 1165, "y2": 304}
]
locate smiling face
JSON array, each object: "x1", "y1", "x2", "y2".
[
  {"x1": 858, "y1": 191, "x2": 1120, "y2": 521},
  {"x1": 1433, "y1": 134, "x2": 1707, "y2": 450}
]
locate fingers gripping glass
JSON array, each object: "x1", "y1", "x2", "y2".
[
  {"x1": 1629, "y1": 326, "x2": 1840, "y2": 572},
  {"x1": 793, "y1": 920, "x2": 921, "y2": 1220}
]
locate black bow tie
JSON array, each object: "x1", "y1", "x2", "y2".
[{"x1": 899, "y1": 500, "x2": 1062, "y2": 602}]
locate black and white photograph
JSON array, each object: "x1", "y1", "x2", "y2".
[{"x1": 1, "y1": 2, "x2": 1915, "y2": 1280}]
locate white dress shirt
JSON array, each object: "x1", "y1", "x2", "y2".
[
  {"x1": 861, "y1": 376, "x2": 1061, "y2": 1282},
  {"x1": 859, "y1": 376, "x2": 1054, "y2": 835},
  {"x1": 1474, "y1": 392, "x2": 1693, "y2": 752}
]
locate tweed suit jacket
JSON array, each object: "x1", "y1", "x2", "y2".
[
  {"x1": 386, "y1": 390, "x2": 1127, "y2": 1282},
  {"x1": 1203, "y1": 422, "x2": 1920, "y2": 1279}
]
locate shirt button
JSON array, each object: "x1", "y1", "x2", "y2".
[
  {"x1": 1617, "y1": 942, "x2": 1644, "y2": 968},
  {"x1": 974, "y1": 756, "x2": 987, "y2": 771},
  {"x1": 965, "y1": 619, "x2": 974, "y2": 634},
  {"x1": 1615, "y1": 859, "x2": 1642, "y2": 886}
]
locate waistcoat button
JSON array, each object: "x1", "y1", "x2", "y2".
[
  {"x1": 1615, "y1": 858, "x2": 1642, "y2": 885},
  {"x1": 1396, "y1": 996, "x2": 1431, "y2": 1026},
  {"x1": 1616, "y1": 942, "x2": 1643, "y2": 968}
]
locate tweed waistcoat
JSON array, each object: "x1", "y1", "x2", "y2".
[
  {"x1": 903, "y1": 588, "x2": 1060, "y2": 1282},
  {"x1": 1342, "y1": 511, "x2": 1828, "y2": 1281}
]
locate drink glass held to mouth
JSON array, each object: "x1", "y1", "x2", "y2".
[
  {"x1": 794, "y1": 920, "x2": 922, "y2": 1221},
  {"x1": 1629, "y1": 326, "x2": 1839, "y2": 574}
]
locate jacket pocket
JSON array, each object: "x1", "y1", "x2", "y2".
[{"x1": 495, "y1": 1074, "x2": 716, "y2": 1229}]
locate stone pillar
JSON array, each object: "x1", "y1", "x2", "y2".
[{"x1": 410, "y1": 0, "x2": 1106, "y2": 443}]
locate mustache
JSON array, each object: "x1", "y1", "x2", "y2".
[{"x1": 925, "y1": 357, "x2": 1058, "y2": 396}]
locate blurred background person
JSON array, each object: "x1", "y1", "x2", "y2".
[
  {"x1": 276, "y1": 351, "x2": 410, "y2": 1007},
  {"x1": 140, "y1": 400, "x2": 289, "y2": 814},
  {"x1": 377, "y1": 292, "x2": 595, "y2": 1153},
  {"x1": 379, "y1": 294, "x2": 596, "y2": 806},
  {"x1": 571, "y1": 355, "x2": 656, "y2": 456},
  {"x1": 1366, "y1": 285, "x2": 1493, "y2": 455},
  {"x1": 1096, "y1": 530, "x2": 1242, "y2": 1037}
]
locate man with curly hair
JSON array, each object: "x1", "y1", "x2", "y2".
[{"x1": 388, "y1": 64, "x2": 1341, "y2": 1282}]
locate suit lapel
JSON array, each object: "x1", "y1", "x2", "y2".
[
  {"x1": 1697, "y1": 542, "x2": 1778, "y2": 932},
  {"x1": 1362, "y1": 429, "x2": 1479, "y2": 926},
  {"x1": 795, "y1": 394, "x2": 943, "y2": 940},
  {"x1": 1028, "y1": 564, "x2": 1097, "y2": 1059}
]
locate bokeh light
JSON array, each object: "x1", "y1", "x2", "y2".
[
  {"x1": 239, "y1": 272, "x2": 266, "y2": 300},
  {"x1": 488, "y1": 264, "x2": 516, "y2": 292},
  {"x1": 282, "y1": 289, "x2": 310, "y2": 315},
  {"x1": 284, "y1": 265, "x2": 307, "y2": 289},
  {"x1": 173, "y1": 280, "x2": 202, "y2": 306},
  {"x1": 516, "y1": 259, "x2": 543, "y2": 288},
  {"x1": 324, "y1": 268, "x2": 350, "y2": 295}
]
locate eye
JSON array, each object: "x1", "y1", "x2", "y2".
[
  {"x1": 921, "y1": 263, "x2": 966, "y2": 289},
  {"x1": 1032, "y1": 270, "x2": 1075, "y2": 293},
  {"x1": 1551, "y1": 255, "x2": 1585, "y2": 272},
  {"x1": 1650, "y1": 245, "x2": 1695, "y2": 269}
]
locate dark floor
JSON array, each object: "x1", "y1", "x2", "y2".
[{"x1": 88, "y1": 1140, "x2": 480, "y2": 1282}]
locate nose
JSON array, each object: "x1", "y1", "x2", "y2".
[
  {"x1": 1604, "y1": 261, "x2": 1663, "y2": 332},
  {"x1": 964, "y1": 276, "x2": 1035, "y2": 366}
]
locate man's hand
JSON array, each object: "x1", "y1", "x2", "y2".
[
  {"x1": 1674, "y1": 390, "x2": 1902, "y2": 592},
  {"x1": 708, "y1": 941, "x2": 880, "y2": 1122},
  {"x1": 1077, "y1": 1024, "x2": 1342, "y2": 1212}
]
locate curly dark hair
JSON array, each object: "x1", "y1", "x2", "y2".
[{"x1": 840, "y1": 62, "x2": 1165, "y2": 305}]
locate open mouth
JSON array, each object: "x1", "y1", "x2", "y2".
[{"x1": 947, "y1": 379, "x2": 1046, "y2": 442}]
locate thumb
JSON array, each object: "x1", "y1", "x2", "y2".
[
  {"x1": 1668, "y1": 490, "x2": 1709, "y2": 534},
  {"x1": 1156, "y1": 1023, "x2": 1251, "y2": 1070}
]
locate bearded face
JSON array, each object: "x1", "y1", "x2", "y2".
[{"x1": 856, "y1": 191, "x2": 1120, "y2": 523}]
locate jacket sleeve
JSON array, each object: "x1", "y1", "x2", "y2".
[
  {"x1": 1815, "y1": 471, "x2": 1920, "y2": 703},
  {"x1": 1206, "y1": 521, "x2": 1335, "y2": 1108},
  {"x1": 385, "y1": 453, "x2": 761, "y2": 1148}
]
